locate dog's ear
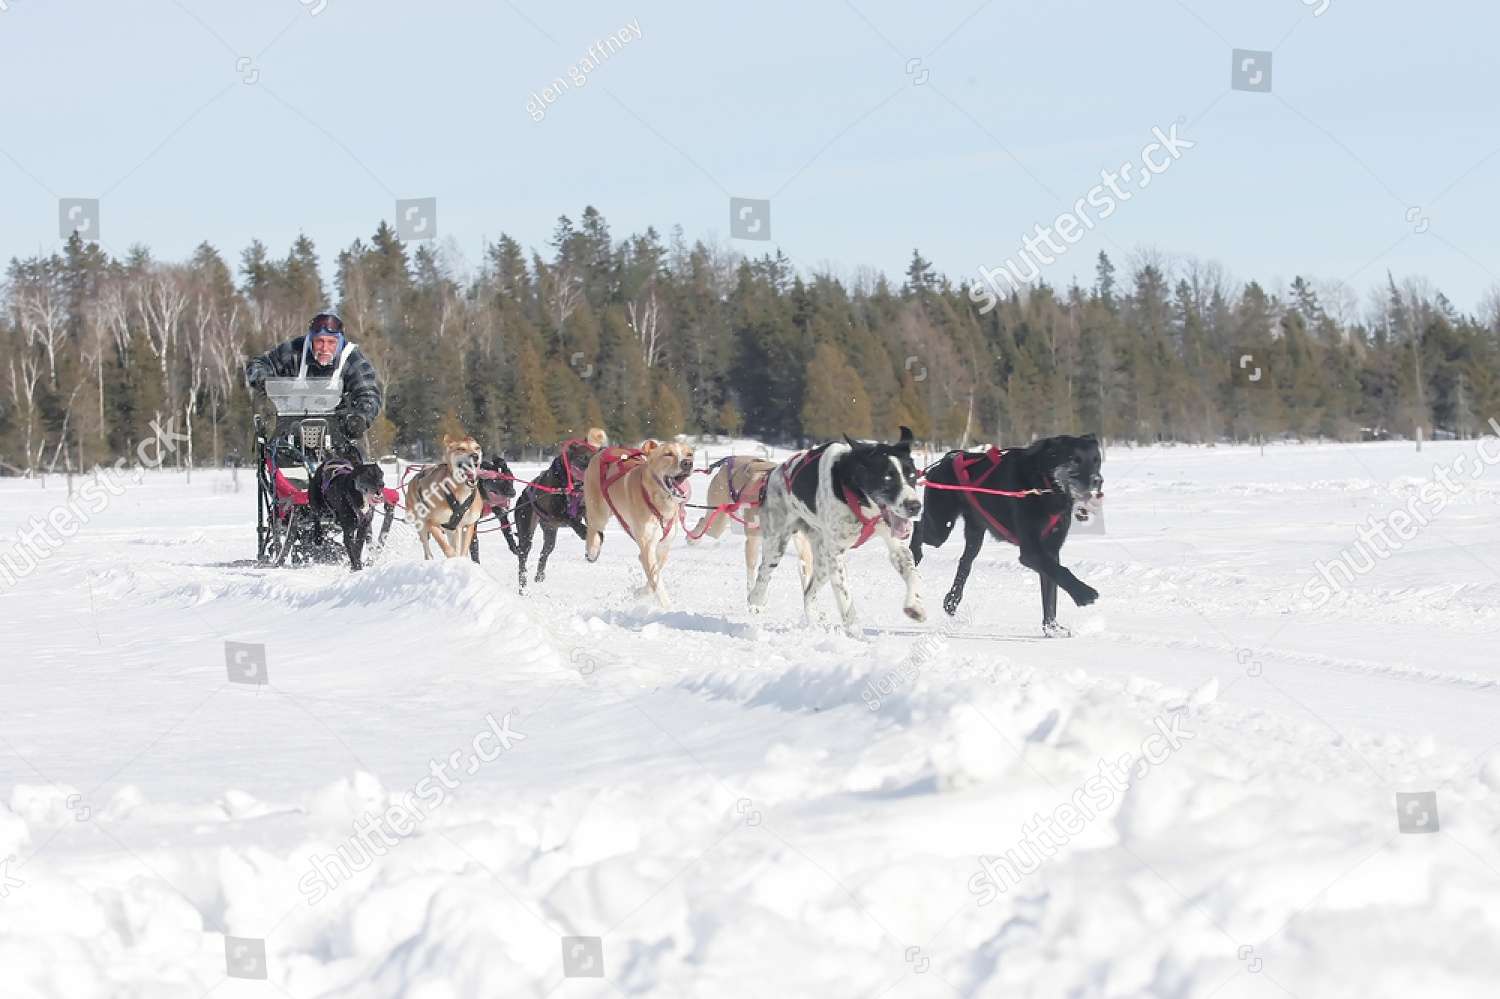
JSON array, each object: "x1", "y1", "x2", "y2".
[
  {"x1": 843, "y1": 434, "x2": 860, "y2": 449},
  {"x1": 441, "y1": 434, "x2": 456, "y2": 449},
  {"x1": 897, "y1": 426, "x2": 914, "y2": 449},
  {"x1": 640, "y1": 438, "x2": 660, "y2": 454}
]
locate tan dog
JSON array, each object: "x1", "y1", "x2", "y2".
[
  {"x1": 582, "y1": 439, "x2": 696, "y2": 607},
  {"x1": 586, "y1": 427, "x2": 608, "y2": 449},
  {"x1": 688, "y1": 455, "x2": 812, "y2": 594},
  {"x1": 403, "y1": 434, "x2": 484, "y2": 559}
]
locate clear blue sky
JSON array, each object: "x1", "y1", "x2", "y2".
[{"x1": 3, "y1": 0, "x2": 1496, "y2": 316}]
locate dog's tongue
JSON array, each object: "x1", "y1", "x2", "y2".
[{"x1": 882, "y1": 509, "x2": 913, "y2": 540}]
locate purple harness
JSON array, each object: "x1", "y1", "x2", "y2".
[{"x1": 320, "y1": 458, "x2": 374, "y2": 524}]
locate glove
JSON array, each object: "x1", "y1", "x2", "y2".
[{"x1": 342, "y1": 412, "x2": 370, "y2": 437}]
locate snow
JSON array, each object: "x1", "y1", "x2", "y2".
[{"x1": 2, "y1": 438, "x2": 1500, "y2": 997}]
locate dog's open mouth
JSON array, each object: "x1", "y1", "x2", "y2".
[
  {"x1": 1075, "y1": 491, "x2": 1103, "y2": 522},
  {"x1": 881, "y1": 507, "x2": 913, "y2": 540},
  {"x1": 665, "y1": 472, "x2": 691, "y2": 499}
]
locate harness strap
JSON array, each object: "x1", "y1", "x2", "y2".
[
  {"x1": 949, "y1": 448, "x2": 1066, "y2": 544},
  {"x1": 440, "y1": 486, "x2": 477, "y2": 532},
  {"x1": 320, "y1": 458, "x2": 354, "y2": 488},
  {"x1": 599, "y1": 450, "x2": 643, "y2": 542},
  {"x1": 952, "y1": 448, "x2": 1021, "y2": 545},
  {"x1": 597, "y1": 449, "x2": 676, "y2": 542},
  {"x1": 781, "y1": 449, "x2": 820, "y2": 493},
  {"x1": 842, "y1": 486, "x2": 881, "y2": 549},
  {"x1": 641, "y1": 482, "x2": 674, "y2": 541}
]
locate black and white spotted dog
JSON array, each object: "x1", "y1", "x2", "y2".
[{"x1": 748, "y1": 426, "x2": 925, "y2": 632}]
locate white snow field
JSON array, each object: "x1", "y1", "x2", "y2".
[{"x1": 3, "y1": 437, "x2": 1500, "y2": 998}]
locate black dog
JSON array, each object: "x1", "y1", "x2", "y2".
[
  {"x1": 513, "y1": 439, "x2": 596, "y2": 592},
  {"x1": 749, "y1": 426, "x2": 926, "y2": 631},
  {"x1": 309, "y1": 455, "x2": 388, "y2": 571},
  {"x1": 468, "y1": 454, "x2": 520, "y2": 563},
  {"x1": 911, "y1": 434, "x2": 1103, "y2": 636}
]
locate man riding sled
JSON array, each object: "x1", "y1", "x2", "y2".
[{"x1": 245, "y1": 309, "x2": 384, "y2": 452}]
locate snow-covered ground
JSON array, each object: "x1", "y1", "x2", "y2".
[{"x1": 3, "y1": 437, "x2": 1500, "y2": 998}]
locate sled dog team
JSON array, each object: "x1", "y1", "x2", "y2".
[{"x1": 374, "y1": 426, "x2": 1105, "y2": 636}]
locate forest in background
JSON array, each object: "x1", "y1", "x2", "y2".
[{"x1": 4, "y1": 205, "x2": 1499, "y2": 472}]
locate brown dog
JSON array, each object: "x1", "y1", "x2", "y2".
[
  {"x1": 688, "y1": 455, "x2": 812, "y2": 594},
  {"x1": 582, "y1": 439, "x2": 695, "y2": 607},
  {"x1": 404, "y1": 434, "x2": 484, "y2": 559}
]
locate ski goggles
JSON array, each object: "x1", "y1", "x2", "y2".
[{"x1": 310, "y1": 316, "x2": 344, "y2": 334}]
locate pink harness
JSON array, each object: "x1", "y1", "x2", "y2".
[{"x1": 598, "y1": 449, "x2": 675, "y2": 542}]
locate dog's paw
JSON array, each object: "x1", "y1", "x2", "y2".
[
  {"x1": 1071, "y1": 584, "x2": 1099, "y2": 607},
  {"x1": 942, "y1": 593, "x2": 962, "y2": 616},
  {"x1": 1042, "y1": 620, "x2": 1073, "y2": 639},
  {"x1": 904, "y1": 602, "x2": 926, "y2": 623}
]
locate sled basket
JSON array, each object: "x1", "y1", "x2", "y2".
[{"x1": 263, "y1": 377, "x2": 342, "y2": 416}]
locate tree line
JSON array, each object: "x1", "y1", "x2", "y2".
[{"x1": 3, "y1": 206, "x2": 1497, "y2": 474}]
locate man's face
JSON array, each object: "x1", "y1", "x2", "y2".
[{"x1": 310, "y1": 334, "x2": 339, "y2": 366}]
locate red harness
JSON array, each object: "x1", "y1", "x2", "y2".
[
  {"x1": 949, "y1": 447, "x2": 1061, "y2": 544},
  {"x1": 598, "y1": 449, "x2": 675, "y2": 542},
  {"x1": 841, "y1": 486, "x2": 881, "y2": 549}
]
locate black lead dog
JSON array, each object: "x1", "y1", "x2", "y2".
[
  {"x1": 309, "y1": 454, "x2": 388, "y2": 571},
  {"x1": 512, "y1": 439, "x2": 596, "y2": 592},
  {"x1": 469, "y1": 454, "x2": 520, "y2": 563},
  {"x1": 911, "y1": 434, "x2": 1103, "y2": 636}
]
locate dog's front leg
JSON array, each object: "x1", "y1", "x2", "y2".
[
  {"x1": 536, "y1": 525, "x2": 558, "y2": 582},
  {"x1": 514, "y1": 506, "x2": 535, "y2": 591},
  {"x1": 944, "y1": 518, "x2": 987, "y2": 616},
  {"x1": 430, "y1": 527, "x2": 458, "y2": 559},
  {"x1": 584, "y1": 500, "x2": 605, "y2": 563},
  {"x1": 498, "y1": 513, "x2": 520, "y2": 556},
  {"x1": 885, "y1": 535, "x2": 926, "y2": 622},
  {"x1": 1018, "y1": 547, "x2": 1097, "y2": 608},
  {"x1": 345, "y1": 511, "x2": 369, "y2": 571},
  {"x1": 799, "y1": 543, "x2": 833, "y2": 627},
  {"x1": 641, "y1": 535, "x2": 672, "y2": 609},
  {"x1": 827, "y1": 553, "x2": 859, "y2": 634},
  {"x1": 655, "y1": 535, "x2": 674, "y2": 608}
]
